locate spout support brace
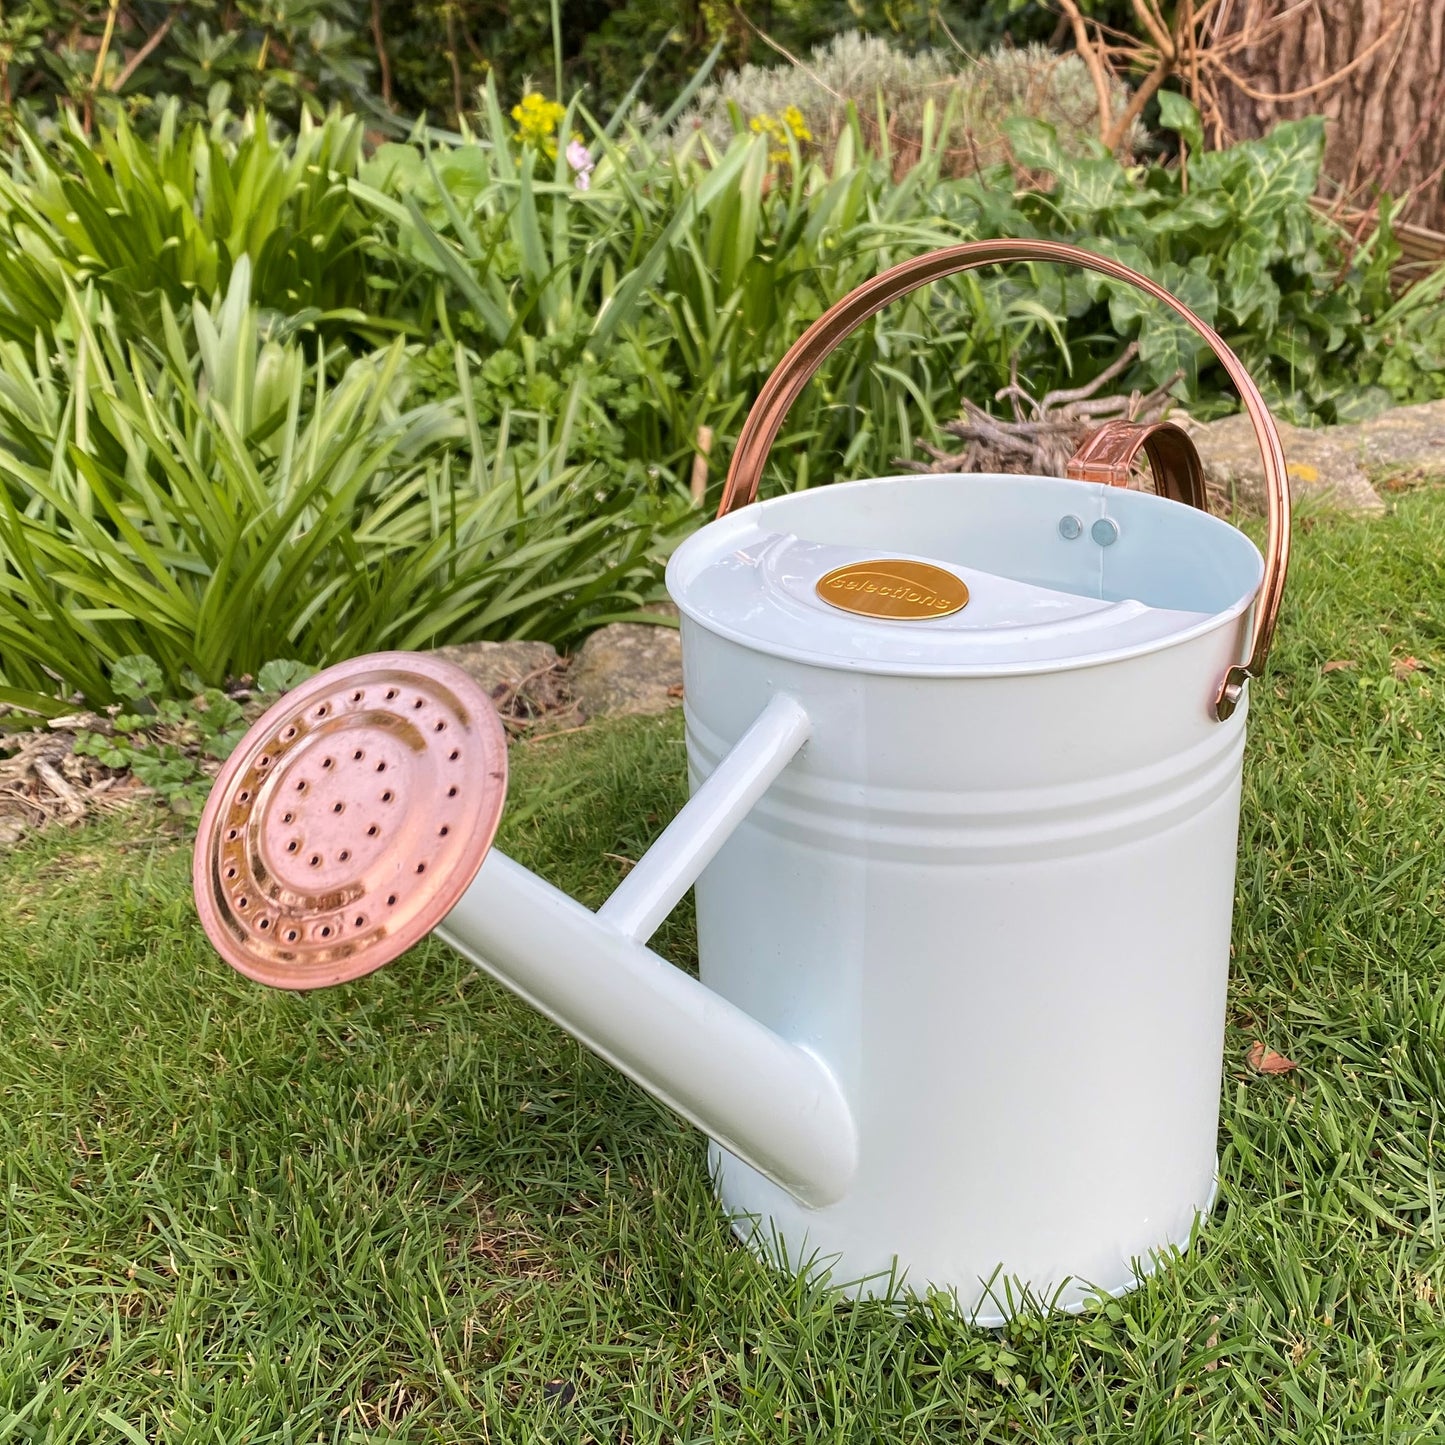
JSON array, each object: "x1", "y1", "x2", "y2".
[
  {"x1": 598, "y1": 693, "x2": 811, "y2": 943},
  {"x1": 439, "y1": 851, "x2": 858, "y2": 1208}
]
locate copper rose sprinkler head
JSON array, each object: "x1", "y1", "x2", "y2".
[{"x1": 193, "y1": 653, "x2": 508, "y2": 990}]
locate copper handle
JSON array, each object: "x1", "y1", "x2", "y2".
[{"x1": 717, "y1": 240, "x2": 1290, "y2": 722}]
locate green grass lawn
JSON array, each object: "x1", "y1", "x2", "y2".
[{"x1": 5, "y1": 488, "x2": 1445, "y2": 1442}]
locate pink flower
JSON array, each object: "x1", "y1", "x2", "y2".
[{"x1": 566, "y1": 139, "x2": 595, "y2": 190}]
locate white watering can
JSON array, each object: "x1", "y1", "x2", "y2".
[{"x1": 194, "y1": 241, "x2": 1290, "y2": 1324}]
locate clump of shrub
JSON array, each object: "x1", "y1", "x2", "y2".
[
  {"x1": 0, "y1": 105, "x2": 400, "y2": 351},
  {"x1": 0, "y1": 260, "x2": 670, "y2": 709},
  {"x1": 0, "y1": 1, "x2": 373, "y2": 137},
  {"x1": 675, "y1": 34, "x2": 1148, "y2": 174},
  {"x1": 0, "y1": 77, "x2": 1443, "y2": 710}
]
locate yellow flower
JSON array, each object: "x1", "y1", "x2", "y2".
[
  {"x1": 512, "y1": 92, "x2": 567, "y2": 158},
  {"x1": 781, "y1": 105, "x2": 812, "y2": 143},
  {"x1": 749, "y1": 107, "x2": 812, "y2": 164}
]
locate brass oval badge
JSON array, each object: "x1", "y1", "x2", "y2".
[{"x1": 815, "y1": 559, "x2": 968, "y2": 620}]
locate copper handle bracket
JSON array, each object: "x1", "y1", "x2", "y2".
[
  {"x1": 1064, "y1": 419, "x2": 1208, "y2": 511},
  {"x1": 717, "y1": 240, "x2": 1290, "y2": 722}
]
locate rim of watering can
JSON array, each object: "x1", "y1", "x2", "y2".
[
  {"x1": 193, "y1": 653, "x2": 508, "y2": 991},
  {"x1": 668, "y1": 471, "x2": 1264, "y2": 681},
  {"x1": 715, "y1": 240, "x2": 1291, "y2": 723}
]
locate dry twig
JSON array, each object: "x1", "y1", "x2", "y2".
[{"x1": 903, "y1": 344, "x2": 1182, "y2": 479}]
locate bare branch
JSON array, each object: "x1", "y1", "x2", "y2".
[
  {"x1": 113, "y1": 5, "x2": 180, "y2": 93},
  {"x1": 1039, "y1": 342, "x2": 1141, "y2": 409},
  {"x1": 370, "y1": 0, "x2": 393, "y2": 108},
  {"x1": 1055, "y1": 0, "x2": 1117, "y2": 147},
  {"x1": 1129, "y1": 0, "x2": 1176, "y2": 58}
]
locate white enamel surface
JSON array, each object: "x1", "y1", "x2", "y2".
[
  {"x1": 598, "y1": 693, "x2": 811, "y2": 942},
  {"x1": 667, "y1": 473, "x2": 1263, "y2": 675},
  {"x1": 683, "y1": 620, "x2": 1247, "y2": 1323},
  {"x1": 439, "y1": 851, "x2": 857, "y2": 1208},
  {"x1": 673, "y1": 473, "x2": 1262, "y2": 1322},
  {"x1": 440, "y1": 470, "x2": 1266, "y2": 1325}
]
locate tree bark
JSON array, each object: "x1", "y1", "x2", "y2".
[{"x1": 1210, "y1": 0, "x2": 1445, "y2": 232}]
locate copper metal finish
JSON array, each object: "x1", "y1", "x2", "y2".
[
  {"x1": 193, "y1": 652, "x2": 508, "y2": 990},
  {"x1": 816, "y1": 558, "x2": 970, "y2": 620},
  {"x1": 1064, "y1": 419, "x2": 1208, "y2": 512},
  {"x1": 717, "y1": 241, "x2": 1290, "y2": 721}
]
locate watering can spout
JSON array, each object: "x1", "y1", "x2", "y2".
[{"x1": 193, "y1": 654, "x2": 857, "y2": 1210}]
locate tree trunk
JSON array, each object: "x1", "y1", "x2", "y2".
[{"x1": 1210, "y1": 0, "x2": 1445, "y2": 234}]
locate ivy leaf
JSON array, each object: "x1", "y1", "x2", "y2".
[
  {"x1": 1156, "y1": 91, "x2": 1204, "y2": 154},
  {"x1": 1136, "y1": 261, "x2": 1219, "y2": 386},
  {"x1": 1280, "y1": 206, "x2": 1316, "y2": 261},
  {"x1": 1330, "y1": 385, "x2": 1394, "y2": 422},
  {"x1": 1053, "y1": 155, "x2": 1135, "y2": 217},
  {"x1": 1004, "y1": 116, "x2": 1065, "y2": 176},
  {"x1": 1233, "y1": 119, "x2": 1325, "y2": 231},
  {"x1": 1268, "y1": 322, "x2": 1321, "y2": 378},
  {"x1": 1224, "y1": 235, "x2": 1281, "y2": 330},
  {"x1": 1146, "y1": 192, "x2": 1231, "y2": 234},
  {"x1": 1082, "y1": 239, "x2": 1152, "y2": 308}
]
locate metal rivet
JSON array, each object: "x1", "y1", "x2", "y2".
[
  {"x1": 1058, "y1": 515, "x2": 1083, "y2": 540},
  {"x1": 1091, "y1": 518, "x2": 1120, "y2": 547}
]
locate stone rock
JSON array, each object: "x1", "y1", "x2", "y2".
[
  {"x1": 425, "y1": 640, "x2": 560, "y2": 695},
  {"x1": 569, "y1": 615, "x2": 683, "y2": 720},
  {"x1": 1177, "y1": 411, "x2": 1385, "y2": 515},
  {"x1": 1352, "y1": 397, "x2": 1445, "y2": 476}
]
